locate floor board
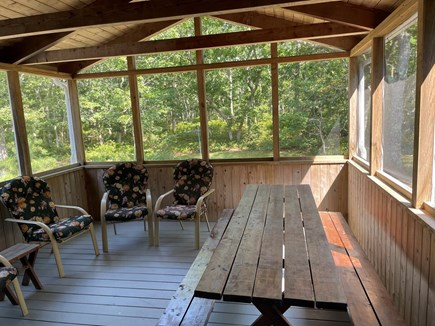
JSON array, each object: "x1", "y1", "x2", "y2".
[{"x1": 0, "y1": 220, "x2": 351, "y2": 325}]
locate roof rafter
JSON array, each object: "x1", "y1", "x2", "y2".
[
  {"x1": 286, "y1": 2, "x2": 389, "y2": 30},
  {"x1": 214, "y1": 12, "x2": 361, "y2": 50},
  {"x1": 0, "y1": 0, "x2": 342, "y2": 40},
  {"x1": 24, "y1": 22, "x2": 366, "y2": 65},
  {"x1": 56, "y1": 19, "x2": 183, "y2": 74}
]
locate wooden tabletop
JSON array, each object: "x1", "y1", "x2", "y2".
[{"x1": 195, "y1": 184, "x2": 347, "y2": 312}]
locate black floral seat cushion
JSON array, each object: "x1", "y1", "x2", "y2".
[
  {"x1": 105, "y1": 206, "x2": 148, "y2": 222},
  {"x1": 102, "y1": 162, "x2": 149, "y2": 221},
  {"x1": 156, "y1": 158, "x2": 213, "y2": 221},
  {"x1": 26, "y1": 215, "x2": 93, "y2": 242},
  {"x1": 0, "y1": 176, "x2": 94, "y2": 243},
  {"x1": 0, "y1": 266, "x2": 18, "y2": 290}
]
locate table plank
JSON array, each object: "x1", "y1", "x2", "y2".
[
  {"x1": 252, "y1": 184, "x2": 284, "y2": 303},
  {"x1": 283, "y1": 185, "x2": 315, "y2": 307},
  {"x1": 297, "y1": 184, "x2": 347, "y2": 310},
  {"x1": 195, "y1": 184, "x2": 258, "y2": 299},
  {"x1": 223, "y1": 184, "x2": 270, "y2": 302}
]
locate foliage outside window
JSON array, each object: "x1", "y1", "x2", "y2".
[
  {"x1": 279, "y1": 59, "x2": 349, "y2": 157},
  {"x1": 81, "y1": 57, "x2": 127, "y2": 73},
  {"x1": 382, "y1": 17, "x2": 417, "y2": 187},
  {"x1": 278, "y1": 40, "x2": 338, "y2": 57},
  {"x1": 20, "y1": 74, "x2": 74, "y2": 173},
  {"x1": 206, "y1": 66, "x2": 272, "y2": 159},
  {"x1": 0, "y1": 72, "x2": 19, "y2": 181},
  {"x1": 137, "y1": 72, "x2": 200, "y2": 160},
  {"x1": 356, "y1": 50, "x2": 372, "y2": 162},
  {"x1": 78, "y1": 77, "x2": 135, "y2": 162}
]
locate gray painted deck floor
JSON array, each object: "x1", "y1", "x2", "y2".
[{"x1": 0, "y1": 221, "x2": 351, "y2": 325}]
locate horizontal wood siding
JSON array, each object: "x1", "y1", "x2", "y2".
[
  {"x1": 0, "y1": 162, "x2": 346, "y2": 250},
  {"x1": 84, "y1": 161, "x2": 348, "y2": 222},
  {"x1": 348, "y1": 162, "x2": 434, "y2": 326},
  {"x1": 0, "y1": 169, "x2": 89, "y2": 251}
]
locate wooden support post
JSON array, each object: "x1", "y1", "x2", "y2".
[
  {"x1": 412, "y1": 0, "x2": 435, "y2": 208},
  {"x1": 369, "y1": 37, "x2": 384, "y2": 176},
  {"x1": 127, "y1": 56, "x2": 144, "y2": 163},
  {"x1": 6, "y1": 71, "x2": 32, "y2": 176},
  {"x1": 195, "y1": 17, "x2": 209, "y2": 161},
  {"x1": 271, "y1": 43, "x2": 279, "y2": 161},
  {"x1": 67, "y1": 79, "x2": 86, "y2": 164}
]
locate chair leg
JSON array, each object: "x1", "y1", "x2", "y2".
[
  {"x1": 195, "y1": 213, "x2": 200, "y2": 250},
  {"x1": 51, "y1": 241, "x2": 65, "y2": 278},
  {"x1": 101, "y1": 218, "x2": 109, "y2": 253},
  {"x1": 88, "y1": 224, "x2": 100, "y2": 256},
  {"x1": 203, "y1": 212, "x2": 211, "y2": 232},
  {"x1": 113, "y1": 223, "x2": 117, "y2": 235},
  {"x1": 11, "y1": 278, "x2": 28, "y2": 316},
  {"x1": 154, "y1": 214, "x2": 160, "y2": 246},
  {"x1": 147, "y1": 214, "x2": 154, "y2": 246},
  {"x1": 178, "y1": 220, "x2": 184, "y2": 230}
]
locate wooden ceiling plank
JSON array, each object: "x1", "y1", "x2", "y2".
[
  {"x1": 0, "y1": 0, "x2": 342, "y2": 40},
  {"x1": 25, "y1": 22, "x2": 365, "y2": 65},
  {"x1": 286, "y1": 2, "x2": 389, "y2": 30}
]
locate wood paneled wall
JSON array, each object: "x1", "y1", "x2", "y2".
[
  {"x1": 0, "y1": 162, "x2": 347, "y2": 249},
  {"x1": 348, "y1": 161, "x2": 434, "y2": 326},
  {"x1": 84, "y1": 161, "x2": 348, "y2": 221}
]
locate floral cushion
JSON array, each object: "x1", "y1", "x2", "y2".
[
  {"x1": 172, "y1": 158, "x2": 213, "y2": 205},
  {"x1": 26, "y1": 215, "x2": 93, "y2": 242},
  {"x1": 0, "y1": 176, "x2": 93, "y2": 243},
  {"x1": 105, "y1": 206, "x2": 148, "y2": 222},
  {"x1": 0, "y1": 266, "x2": 18, "y2": 291},
  {"x1": 102, "y1": 163, "x2": 149, "y2": 218},
  {"x1": 156, "y1": 205, "x2": 197, "y2": 221},
  {"x1": 158, "y1": 159, "x2": 213, "y2": 220}
]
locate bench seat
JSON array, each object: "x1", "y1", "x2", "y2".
[
  {"x1": 320, "y1": 211, "x2": 406, "y2": 326},
  {"x1": 157, "y1": 209, "x2": 234, "y2": 326}
]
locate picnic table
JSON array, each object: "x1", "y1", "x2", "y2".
[{"x1": 194, "y1": 184, "x2": 347, "y2": 325}]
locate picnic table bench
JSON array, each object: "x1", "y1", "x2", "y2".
[{"x1": 194, "y1": 184, "x2": 347, "y2": 325}]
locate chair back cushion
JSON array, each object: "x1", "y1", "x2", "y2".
[
  {"x1": 102, "y1": 162, "x2": 149, "y2": 210},
  {"x1": 0, "y1": 176, "x2": 60, "y2": 240},
  {"x1": 173, "y1": 158, "x2": 213, "y2": 205}
]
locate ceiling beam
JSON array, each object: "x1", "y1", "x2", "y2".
[
  {"x1": 56, "y1": 19, "x2": 183, "y2": 74},
  {"x1": 286, "y1": 2, "x2": 389, "y2": 30},
  {"x1": 215, "y1": 12, "x2": 361, "y2": 50},
  {"x1": 0, "y1": 0, "x2": 341, "y2": 40},
  {"x1": 24, "y1": 22, "x2": 366, "y2": 65}
]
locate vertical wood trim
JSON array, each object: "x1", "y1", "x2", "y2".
[
  {"x1": 271, "y1": 43, "x2": 279, "y2": 161},
  {"x1": 6, "y1": 71, "x2": 32, "y2": 176},
  {"x1": 370, "y1": 37, "x2": 384, "y2": 176},
  {"x1": 348, "y1": 56, "x2": 358, "y2": 160},
  {"x1": 67, "y1": 79, "x2": 85, "y2": 164},
  {"x1": 412, "y1": 0, "x2": 435, "y2": 208},
  {"x1": 195, "y1": 17, "x2": 209, "y2": 160},
  {"x1": 127, "y1": 56, "x2": 144, "y2": 163}
]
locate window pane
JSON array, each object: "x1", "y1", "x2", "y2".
[
  {"x1": 138, "y1": 72, "x2": 200, "y2": 160},
  {"x1": 20, "y1": 74, "x2": 73, "y2": 173},
  {"x1": 204, "y1": 44, "x2": 270, "y2": 64},
  {"x1": 78, "y1": 77, "x2": 135, "y2": 162},
  {"x1": 0, "y1": 72, "x2": 19, "y2": 181},
  {"x1": 81, "y1": 57, "x2": 127, "y2": 73},
  {"x1": 382, "y1": 18, "x2": 417, "y2": 187},
  {"x1": 279, "y1": 59, "x2": 349, "y2": 157},
  {"x1": 206, "y1": 66, "x2": 272, "y2": 159},
  {"x1": 356, "y1": 51, "x2": 371, "y2": 161}
]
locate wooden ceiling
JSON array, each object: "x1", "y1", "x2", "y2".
[{"x1": 0, "y1": 0, "x2": 403, "y2": 75}]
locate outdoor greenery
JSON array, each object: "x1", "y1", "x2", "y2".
[{"x1": 0, "y1": 17, "x2": 350, "y2": 181}]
